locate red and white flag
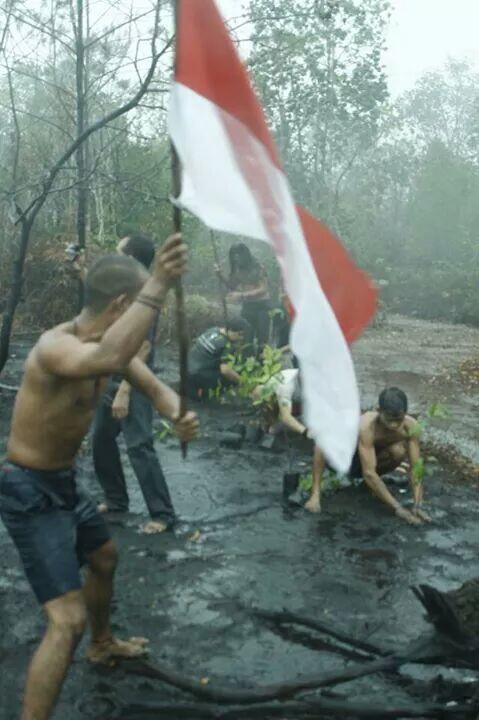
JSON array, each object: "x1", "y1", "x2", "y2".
[{"x1": 168, "y1": 0, "x2": 377, "y2": 472}]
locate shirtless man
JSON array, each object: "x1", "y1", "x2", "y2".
[
  {"x1": 305, "y1": 387, "x2": 431, "y2": 525},
  {"x1": 0, "y1": 234, "x2": 199, "y2": 720}
]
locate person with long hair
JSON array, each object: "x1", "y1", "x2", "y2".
[{"x1": 216, "y1": 243, "x2": 271, "y2": 351}]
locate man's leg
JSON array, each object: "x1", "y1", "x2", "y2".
[
  {"x1": 123, "y1": 390, "x2": 176, "y2": 530},
  {"x1": 83, "y1": 540, "x2": 117, "y2": 644},
  {"x1": 305, "y1": 446, "x2": 324, "y2": 513},
  {"x1": 83, "y1": 540, "x2": 149, "y2": 663},
  {"x1": 22, "y1": 592, "x2": 87, "y2": 720},
  {"x1": 92, "y1": 397, "x2": 129, "y2": 512}
]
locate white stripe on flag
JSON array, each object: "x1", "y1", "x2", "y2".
[{"x1": 169, "y1": 82, "x2": 359, "y2": 472}]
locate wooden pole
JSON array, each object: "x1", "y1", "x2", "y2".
[
  {"x1": 210, "y1": 230, "x2": 228, "y2": 326},
  {"x1": 171, "y1": 0, "x2": 188, "y2": 458}
]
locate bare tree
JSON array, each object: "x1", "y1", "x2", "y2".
[{"x1": 0, "y1": 0, "x2": 172, "y2": 373}]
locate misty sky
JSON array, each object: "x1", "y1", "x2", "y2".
[{"x1": 217, "y1": 0, "x2": 479, "y2": 97}]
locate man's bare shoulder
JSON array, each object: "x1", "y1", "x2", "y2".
[
  {"x1": 403, "y1": 415, "x2": 420, "y2": 435},
  {"x1": 34, "y1": 322, "x2": 79, "y2": 369},
  {"x1": 358, "y1": 411, "x2": 377, "y2": 443}
]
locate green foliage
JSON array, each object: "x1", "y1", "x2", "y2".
[
  {"x1": 156, "y1": 420, "x2": 174, "y2": 443},
  {"x1": 426, "y1": 403, "x2": 450, "y2": 420},
  {"x1": 225, "y1": 345, "x2": 284, "y2": 403},
  {"x1": 409, "y1": 404, "x2": 450, "y2": 484},
  {"x1": 412, "y1": 458, "x2": 425, "y2": 486},
  {"x1": 299, "y1": 472, "x2": 313, "y2": 492},
  {"x1": 407, "y1": 421, "x2": 425, "y2": 439}
]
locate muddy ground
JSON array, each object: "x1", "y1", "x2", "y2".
[{"x1": 0, "y1": 314, "x2": 478, "y2": 719}]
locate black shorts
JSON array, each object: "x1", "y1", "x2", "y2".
[
  {"x1": 348, "y1": 449, "x2": 363, "y2": 479},
  {"x1": 0, "y1": 462, "x2": 111, "y2": 605}
]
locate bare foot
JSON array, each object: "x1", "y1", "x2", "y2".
[
  {"x1": 304, "y1": 496, "x2": 321, "y2": 514},
  {"x1": 140, "y1": 520, "x2": 168, "y2": 535},
  {"x1": 97, "y1": 503, "x2": 109, "y2": 514},
  {"x1": 87, "y1": 636, "x2": 149, "y2": 666}
]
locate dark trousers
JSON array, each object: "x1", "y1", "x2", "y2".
[
  {"x1": 92, "y1": 389, "x2": 175, "y2": 524},
  {"x1": 241, "y1": 300, "x2": 271, "y2": 350},
  {"x1": 187, "y1": 368, "x2": 237, "y2": 400}
]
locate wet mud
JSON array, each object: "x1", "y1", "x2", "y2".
[{"x1": 0, "y1": 314, "x2": 478, "y2": 719}]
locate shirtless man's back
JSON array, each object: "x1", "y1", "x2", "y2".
[{"x1": 0, "y1": 235, "x2": 198, "y2": 720}]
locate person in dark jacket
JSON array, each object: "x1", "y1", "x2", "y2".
[
  {"x1": 187, "y1": 318, "x2": 250, "y2": 399},
  {"x1": 92, "y1": 233, "x2": 176, "y2": 534}
]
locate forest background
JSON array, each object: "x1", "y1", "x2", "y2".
[{"x1": 1, "y1": 0, "x2": 478, "y2": 374}]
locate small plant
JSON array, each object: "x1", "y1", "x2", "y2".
[
  {"x1": 225, "y1": 344, "x2": 284, "y2": 402},
  {"x1": 299, "y1": 472, "x2": 313, "y2": 492},
  {"x1": 426, "y1": 402, "x2": 450, "y2": 420},
  {"x1": 156, "y1": 419, "x2": 174, "y2": 442},
  {"x1": 412, "y1": 458, "x2": 425, "y2": 486}
]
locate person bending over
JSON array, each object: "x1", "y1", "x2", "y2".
[
  {"x1": 92, "y1": 232, "x2": 176, "y2": 534},
  {"x1": 253, "y1": 367, "x2": 309, "y2": 438},
  {"x1": 187, "y1": 318, "x2": 249, "y2": 399},
  {"x1": 0, "y1": 235, "x2": 198, "y2": 720},
  {"x1": 305, "y1": 387, "x2": 431, "y2": 525}
]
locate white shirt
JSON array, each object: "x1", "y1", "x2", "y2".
[{"x1": 266, "y1": 369, "x2": 299, "y2": 407}]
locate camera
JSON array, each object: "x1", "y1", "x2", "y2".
[{"x1": 65, "y1": 243, "x2": 81, "y2": 262}]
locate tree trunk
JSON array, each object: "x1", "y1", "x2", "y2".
[
  {"x1": 0, "y1": 220, "x2": 32, "y2": 373},
  {"x1": 75, "y1": 0, "x2": 88, "y2": 309}
]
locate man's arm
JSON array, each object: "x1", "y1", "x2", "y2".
[
  {"x1": 38, "y1": 235, "x2": 186, "y2": 379},
  {"x1": 278, "y1": 400, "x2": 307, "y2": 435},
  {"x1": 359, "y1": 433, "x2": 420, "y2": 524},
  {"x1": 124, "y1": 357, "x2": 199, "y2": 441},
  {"x1": 111, "y1": 340, "x2": 151, "y2": 420},
  {"x1": 219, "y1": 363, "x2": 241, "y2": 384}
]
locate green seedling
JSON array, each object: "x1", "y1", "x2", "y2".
[{"x1": 156, "y1": 419, "x2": 174, "y2": 442}]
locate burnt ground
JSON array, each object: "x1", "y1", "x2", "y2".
[{"x1": 0, "y1": 314, "x2": 478, "y2": 719}]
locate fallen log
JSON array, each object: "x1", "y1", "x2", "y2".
[
  {"x1": 122, "y1": 654, "x2": 399, "y2": 705},
  {"x1": 413, "y1": 579, "x2": 479, "y2": 644},
  {"x1": 119, "y1": 697, "x2": 476, "y2": 719},
  {"x1": 251, "y1": 607, "x2": 387, "y2": 658}
]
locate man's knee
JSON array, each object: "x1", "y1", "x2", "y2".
[
  {"x1": 88, "y1": 540, "x2": 118, "y2": 577},
  {"x1": 45, "y1": 592, "x2": 87, "y2": 639}
]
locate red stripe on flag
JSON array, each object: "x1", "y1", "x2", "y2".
[
  {"x1": 296, "y1": 206, "x2": 377, "y2": 343},
  {"x1": 176, "y1": 0, "x2": 281, "y2": 169}
]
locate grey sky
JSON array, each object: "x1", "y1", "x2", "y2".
[{"x1": 217, "y1": 0, "x2": 479, "y2": 97}]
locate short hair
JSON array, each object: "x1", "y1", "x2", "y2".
[
  {"x1": 379, "y1": 387, "x2": 408, "y2": 416},
  {"x1": 84, "y1": 254, "x2": 147, "y2": 313},
  {"x1": 226, "y1": 317, "x2": 250, "y2": 334},
  {"x1": 122, "y1": 233, "x2": 155, "y2": 268}
]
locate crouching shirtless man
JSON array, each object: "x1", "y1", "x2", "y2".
[
  {"x1": 0, "y1": 234, "x2": 199, "y2": 720},
  {"x1": 305, "y1": 387, "x2": 432, "y2": 525}
]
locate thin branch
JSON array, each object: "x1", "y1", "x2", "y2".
[
  {"x1": 0, "y1": 63, "x2": 75, "y2": 99},
  {"x1": 0, "y1": 0, "x2": 14, "y2": 53},
  {"x1": 0, "y1": 103, "x2": 74, "y2": 140},
  {"x1": 3, "y1": 53, "x2": 21, "y2": 193},
  {"x1": 15, "y1": 30, "x2": 173, "y2": 225},
  {"x1": 5, "y1": 8, "x2": 74, "y2": 53},
  {"x1": 85, "y1": 8, "x2": 155, "y2": 49}
]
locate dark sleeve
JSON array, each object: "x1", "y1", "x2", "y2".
[{"x1": 218, "y1": 336, "x2": 230, "y2": 364}]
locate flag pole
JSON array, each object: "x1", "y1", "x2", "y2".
[
  {"x1": 171, "y1": 0, "x2": 188, "y2": 458},
  {"x1": 210, "y1": 230, "x2": 228, "y2": 326}
]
